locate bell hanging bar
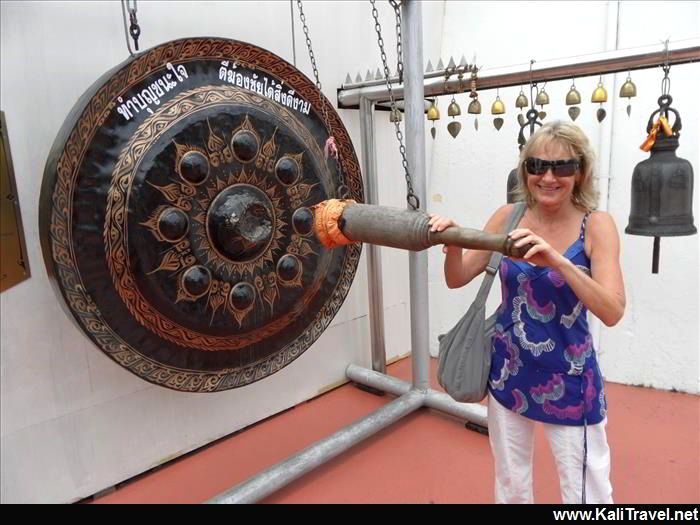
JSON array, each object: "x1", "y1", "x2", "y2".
[{"x1": 338, "y1": 38, "x2": 700, "y2": 108}]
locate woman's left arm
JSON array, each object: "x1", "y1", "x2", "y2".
[
  {"x1": 553, "y1": 212, "x2": 626, "y2": 326},
  {"x1": 510, "y1": 212, "x2": 626, "y2": 326}
]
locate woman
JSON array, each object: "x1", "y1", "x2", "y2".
[{"x1": 428, "y1": 121, "x2": 625, "y2": 504}]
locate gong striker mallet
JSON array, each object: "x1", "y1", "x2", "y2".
[{"x1": 313, "y1": 199, "x2": 533, "y2": 258}]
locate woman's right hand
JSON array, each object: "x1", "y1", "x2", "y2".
[{"x1": 428, "y1": 214, "x2": 460, "y2": 254}]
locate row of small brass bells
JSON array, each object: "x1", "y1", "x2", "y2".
[
  {"x1": 591, "y1": 80, "x2": 608, "y2": 122},
  {"x1": 566, "y1": 83, "x2": 582, "y2": 121},
  {"x1": 447, "y1": 96, "x2": 462, "y2": 138},
  {"x1": 535, "y1": 87, "x2": 549, "y2": 120},
  {"x1": 491, "y1": 95, "x2": 505, "y2": 131},
  {"x1": 620, "y1": 75, "x2": 637, "y2": 117},
  {"x1": 427, "y1": 99, "x2": 440, "y2": 139}
]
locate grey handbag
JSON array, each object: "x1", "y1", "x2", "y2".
[{"x1": 437, "y1": 202, "x2": 527, "y2": 403}]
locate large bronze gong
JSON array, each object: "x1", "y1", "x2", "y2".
[{"x1": 39, "y1": 37, "x2": 363, "y2": 392}]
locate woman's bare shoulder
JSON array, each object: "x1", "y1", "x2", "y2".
[
  {"x1": 588, "y1": 210, "x2": 619, "y2": 234},
  {"x1": 586, "y1": 210, "x2": 621, "y2": 250}
]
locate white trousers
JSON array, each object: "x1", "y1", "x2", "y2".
[{"x1": 487, "y1": 393, "x2": 613, "y2": 504}]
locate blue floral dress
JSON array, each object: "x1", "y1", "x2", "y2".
[{"x1": 488, "y1": 212, "x2": 607, "y2": 426}]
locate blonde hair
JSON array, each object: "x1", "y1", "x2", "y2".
[{"x1": 512, "y1": 121, "x2": 599, "y2": 211}]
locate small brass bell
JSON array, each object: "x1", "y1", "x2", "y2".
[
  {"x1": 427, "y1": 100, "x2": 440, "y2": 139},
  {"x1": 535, "y1": 88, "x2": 550, "y2": 107},
  {"x1": 389, "y1": 107, "x2": 402, "y2": 123},
  {"x1": 566, "y1": 85, "x2": 582, "y2": 105},
  {"x1": 491, "y1": 96, "x2": 505, "y2": 115},
  {"x1": 620, "y1": 75, "x2": 637, "y2": 117},
  {"x1": 592, "y1": 78, "x2": 608, "y2": 122},
  {"x1": 515, "y1": 91, "x2": 529, "y2": 109},
  {"x1": 591, "y1": 81, "x2": 608, "y2": 103},
  {"x1": 491, "y1": 95, "x2": 505, "y2": 131},
  {"x1": 427, "y1": 100, "x2": 440, "y2": 121},
  {"x1": 447, "y1": 98, "x2": 461, "y2": 117},
  {"x1": 468, "y1": 98, "x2": 481, "y2": 130}
]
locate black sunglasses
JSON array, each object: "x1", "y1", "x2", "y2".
[{"x1": 524, "y1": 157, "x2": 580, "y2": 177}]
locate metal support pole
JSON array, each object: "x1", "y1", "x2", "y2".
[
  {"x1": 207, "y1": 389, "x2": 425, "y2": 504},
  {"x1": 402, "y1": 0, "x2": 429, "y2": 390},
  {"x1": 359, "y1": 96, "x2": 386, "y2": 374}
]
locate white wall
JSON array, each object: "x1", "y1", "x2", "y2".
[
  {"x1": 427, "y1": 1, "x2": 700, "y2": 394},
  {"x1": 0, "y1": 0, "x2": 444, "y2": 503}
]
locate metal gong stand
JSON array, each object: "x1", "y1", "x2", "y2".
[{"x1": 209, "y1": 0, "x2": 486, "y2": 504}]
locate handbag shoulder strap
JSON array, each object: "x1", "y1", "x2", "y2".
[{"x1": 474, "y1": 201, "x2": 527, "y2": 306}]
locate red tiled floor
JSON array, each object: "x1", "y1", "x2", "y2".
[{"x1": 93, "y1": 356, "x2": 700, "y2": 504}]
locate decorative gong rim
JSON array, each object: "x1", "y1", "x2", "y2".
[{"x1": 40, "y1": 37, "x2": 363, "y2": 392}]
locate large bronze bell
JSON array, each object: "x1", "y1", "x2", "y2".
[{"x1": 626, "y1": 95, "x2": 697, "y2": 273}]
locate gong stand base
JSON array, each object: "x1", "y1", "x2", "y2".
[{"x1": 207, "y1": 364, "x2": 486, "y2": 504}]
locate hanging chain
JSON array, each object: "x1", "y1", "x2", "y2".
[
  {"x1": 528, "y1": 59, "x2": 538, "y2": 109},
  {"x1": 370, "y1": 0, "x2": 418, "y2": 210},
  {"x1": 121, "y1": 0, "x2": 140, "y2": 55},
  {"x1": 297, "y1": 0, "x2": 322, "y2": 91},
  {"x1": 389, "y1": 0, "x2": 403, "y2": 84},
  {"x1": 295, "y1": 1, "x2": 348, "y2": 197},
  {"x1": 660, "y1": 39, "x2": 671, "y2": 96}
]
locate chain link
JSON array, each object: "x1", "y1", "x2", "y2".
[
  {"x1": 661, "y1": 40, "x2": 671, "y2": 96},
  {"x1": 389, "y1": 0, "x2": 403, "y2": 84},
  {"x1": 121, "y1": 0, "x2": 140, "y2": 54},
  {"x1": 295, "y1": 1, "x2": 348, "y2": 197},
  {"x1": 369, "y1": 0, "x2": 418, "y2": 210}
]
